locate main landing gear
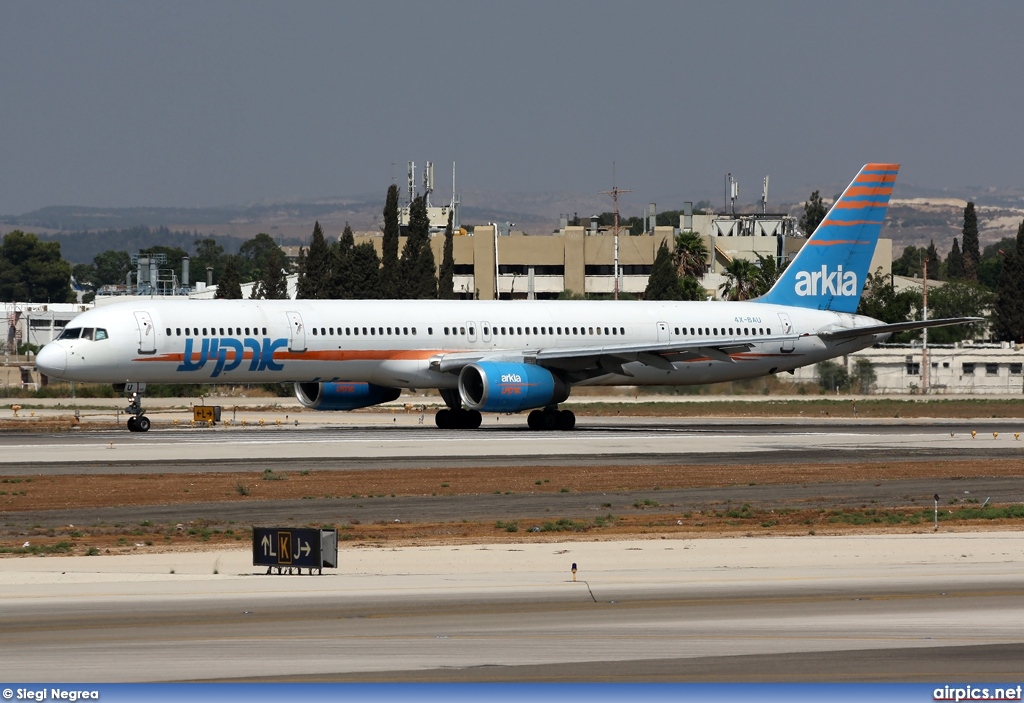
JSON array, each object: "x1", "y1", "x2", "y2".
[
  {"x1": 435, "y1": 407, "x2": 482, "y2": 430},
  {"x1": 120, "y1": 383, "x2": 151, "y2": 433},
  {"x1": 527, "y1": 407, "x2": 575, "y2": 431}
]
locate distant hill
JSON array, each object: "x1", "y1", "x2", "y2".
[{"x1": 4, "y1": 183, "x2": 1022, "y2": 264}]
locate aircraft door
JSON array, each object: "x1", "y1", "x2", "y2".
[
  {"x1": 481, "y1": 321, "x2": 491, "y2": 343},
  {"x1": 657, "y1": 321, "x2": 670, "y2": 342},
  {"x1": 287, "y1": 311, "x2": 306, "y2": 352},
  {"x1": 777, "y1": 312, "x2": 795, "y2": 352},
  {"x1": 465, "y1": 321, "x2": 477, "y2": 343},
  {"x1": 134, "y1": 311, "x2": 156, "y2": 354}
]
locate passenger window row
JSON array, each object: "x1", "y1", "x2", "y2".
[
  {"x1": 442, "y1": 325, "x2": 627, "y2": 337},
  {"x1": 168, "y1": 327, "x2": 268, "y2": 337},
  {"x1": 310, "y1": 326, "x2": 423, "y2": 337},
  {"x1": 673, "y1": 326, "x2": 772, "y2": 336}
]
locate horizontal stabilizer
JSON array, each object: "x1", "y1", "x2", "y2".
[{"x1": 817, "y1": 317, "x2": 983, "y2": 341}]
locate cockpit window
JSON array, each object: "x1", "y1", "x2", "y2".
[
  {"x1": 94, "y1": 328, "x2": 108, "y2": 341},
  {"x1": 58, "y1": 328, "x2": 81, "y2": 340},
  {"x1": 81, "y1": 328, "x2": 94, "y2": 340}
]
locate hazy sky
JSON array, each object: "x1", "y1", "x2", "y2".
[{"x1": 2, "y1": 1, "x2": 1022, "y2": 215}]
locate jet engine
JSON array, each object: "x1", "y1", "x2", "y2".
[
  {"x1": 294, "y1": 382, "x2": 401, "y2": 411},
  {"x1": 457, "y1": 362, "x2": 569, "y2": 413}
]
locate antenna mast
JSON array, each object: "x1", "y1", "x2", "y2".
[{"x1": 600, "y1": 163, "x2": 634, "y2": 301}]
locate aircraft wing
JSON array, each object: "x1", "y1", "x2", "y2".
[
  {"x1": 816, "y1": 317, "x2": 984, "y2": 341},
  {"x1": 429, "y1": 334, "x2": 799, "y2": 377}
]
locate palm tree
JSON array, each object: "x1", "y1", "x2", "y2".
[
  {"x1": 752, "y1": 253, "x2": 786, "y2": 297},
  {"x1": 673, "y1": 231, "x2": 709, "y2": 279},
  {"x1": 719, "y1": 258, "x2": 760, "y2": 301}
]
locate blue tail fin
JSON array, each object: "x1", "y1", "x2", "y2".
[{"x1": 756, "y1": 163, "x2": 899, "y2": 313}]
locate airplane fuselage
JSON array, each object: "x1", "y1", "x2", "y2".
[{"x1": 39, "y1": 298, "x2": 886, "y2": 388}]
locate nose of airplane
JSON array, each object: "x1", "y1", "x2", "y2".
[{"x1": 36, "y1": 343, "x2": 67, "y2": 376}]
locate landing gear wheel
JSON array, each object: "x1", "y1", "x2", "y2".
[
  {"x1": 527, "y1": 408, "x2": 575, "y2": 431},
  {"x1": 557, "y1": 409, "x2": 576, "y2": 431},
  {"x1": 136, "y1": 415, "x2": 151, "y2": 432},
  {"x1": 465, "y1": 410, "x2": 482, "y2": 429},
  {"x1": 435, "y1": 408, "x2": 452, "y2": 429},
  {"x1": 126, "y1": 417, "x2": 138, "y2": 432},
  {"x1": 527, "y1": 409, "x2": 541, "y2": 430}
]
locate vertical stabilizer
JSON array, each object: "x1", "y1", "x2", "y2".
[{"x1": 755, "y1": 163, "x2": 899, "y2": 312}]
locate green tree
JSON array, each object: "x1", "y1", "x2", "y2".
[
  {"x1": 238, "y1": 233, "x2": 283, "y2": 283},
  {"x1": 296, "y1": 221, "x2": 331, "y2": 299},
  {"x1": 816, "y1": 360, "x2": 849, "y2": 393},
  {"x1": 924, "y1": 239, "x2": 941, "y2": 279},
  {"x1": 644, "y1": 240, "x2": 683, "y2": 300},
  {"x1": 946, "y1": 238, "x2": 965, "y2": 280},
  {"x1": 398, "y1": 196, "x2": 437, "y2": 299},
  {"x1": 326, "y1": 223, "x2": 356, "y2": 298},
  {"x1": 191, "y1": 237, "x2": 225, "y2": 287},
  {"x1": 438, "y1": 211, "x2": 455, "y2": 299},
  {"x1": 250, "y1": 246, "x2": 289, "y2": 300},
  {"x1": 857, "y1": 267, "x2": 918, "y2": 323},
  {"x1": 993, "y1": 220, "x2": 1024, "y2": 342},
  {"x1": 719, "y1": 258, "x2": 760, "y2": 301},
  {"x1": 962, "y1": 201, "x2": 980, "y2": 282},
  {"x1": 892, "y1": 245, "x2": 924, "y2": 278},
  {"x1": 752, "y1": 254, "x2": 786, "y2": 297},
  {"x1": 926, "y1": 280, "x2": 993, "y2": 344},
  {"x1": 214, "y1": 255, "x2": 243, "y2": 299},
  {"x1": 0, "y1": 231, "x2": 74, "y2": 303},
  {"x1": 850, "y1": 358, "x2": 876, "y2": 394},
  {"x1": 679, "y1": 275, "x2": 705, "y2": 301},
  {"x1": 381, "y1": 184, "x2": 400, "y2": 298},
  {"x1": 72, "y1": 262, "x2": 96, "y2": 289},
  {"x1": 92, "y1": 250, "x2": 132, "y2": 287},
  {"x1": 673, "y1": 230, "x2": 709, "y2": 279},
  {"x1": 348, "y1": 242, "x2": 381, "y2": 299},
  {"x1": 799, "y1": 191, "x2": 828, "y2": 236}
]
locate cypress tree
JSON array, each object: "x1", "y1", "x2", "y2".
[
  {"x1": 381, "y1": 184, "x2": 400, "y2": 298},
  {"x1": 295, "y1": 246, "x2": 310, "y2": 298},
  {"x1": 215, "y1": 256, "x2": 243, "y2": 299},
  {"x1": 993, "y1": 220, "x2": 1024, "y2": 342},
  {"x1": 962, "y1": 202, "x2": 980, "y2": 282},
  {"x1": 799, "y1": 191, "x2": 828, "y2": 236},
  {"x1": 947, "y1": 238, "x2": 964, "y2": 280},
  {"x1": 438, "y1": 211, "x2": 455, "y2": 299},
  {"x1": 329, "y1": 223, "x2": 356, "y2": 298},
  {"x1": 348, "y1": 242, "x2": 381, "y2": 299},
  {"x1": 644, "y1": 241, "x2": 683, "y2": 300},
  {"x1": 399, "y1": 196, "x2": 437, "y2": 299},
  {"x1": 925, "y1": 240, "x2": 941, "y2": 279}
]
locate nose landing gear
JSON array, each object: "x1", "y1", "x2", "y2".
[{"x1": 119, "y1": 383, "x2": 151, "y2": 432}]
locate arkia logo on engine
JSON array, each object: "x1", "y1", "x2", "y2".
[
  {"x1": 794, "y1": 265, "x2": 858, "y2": 297},
  {"x1": 500, "y1": 373, "x2": 524, "y2": 383}
]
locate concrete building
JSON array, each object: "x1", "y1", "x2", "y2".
[
  {"x1": 2, "y1": 302, "x2": 94, "y2": 351},
  {"x1": 340, "y1": 217, "x2": 892, "y2": 301},
  {"x1": 792, "y1": 343, "x2": 1024, "y2": 395}
]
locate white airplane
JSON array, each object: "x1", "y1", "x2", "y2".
[{"x1": 36, "y1": 163, "x2": 974, "y2": 432}]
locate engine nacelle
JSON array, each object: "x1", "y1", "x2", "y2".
[
  {"x1": 458, "y1": 362, "x2": 569, "y2": 413},
  {"x1": 294, "y1": 382, "x2": 401, "y2": 411}
]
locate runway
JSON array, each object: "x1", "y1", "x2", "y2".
[
  {"x1": 1, "y1": 535, "x2": 1022, "y2": 682},
  {"x1": 2, "y1": 417, "x2": 1023, "y2": 683},
  {"x1": 3, "y1": 418, "x2": 1024, "y2": 472}
]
